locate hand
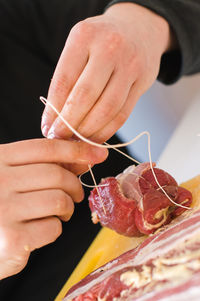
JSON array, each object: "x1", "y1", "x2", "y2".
[
  {"x1": 41, "y1": 3, "x2": 173, "y2": 143},
  {"x1": 0, "y1": 138, "x2": 107, "y2": 279}
]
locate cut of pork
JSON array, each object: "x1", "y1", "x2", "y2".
[{"x1": 64, "y1": 208, "x2": 200, "y2": 301}]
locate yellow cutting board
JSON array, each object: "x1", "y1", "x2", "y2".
[{"x1": 55, "y1": 227, "x2": 146, "y2": 301}]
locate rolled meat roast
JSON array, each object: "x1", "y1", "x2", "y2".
[{"x1": 89, "y1": 163, "x2": 192, "y2": 236}]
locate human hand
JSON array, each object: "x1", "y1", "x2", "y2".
[
  {"x1": 0, "y1": 138, "x2": 107, "y2": 279},
  {"x1": 41, "y1": 2, "x2": 173, "y2": 143}
]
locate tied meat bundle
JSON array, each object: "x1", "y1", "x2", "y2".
[
  {"x1": 63, "y1": 164, "x2": 199, "y2": 301},
  {"x1": 89, "y1": 163, "x2": 192, "y2": 236}
]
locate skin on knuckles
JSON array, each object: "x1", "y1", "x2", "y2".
[
  {"x1": 0, "y1": 138, "x2": 109, "y2": 279},
  {"x1": 44, "y1": 17, "x2": 135, "y2": 140},
  {"x1": 14, "y1": 189, "x2": 75, "y2": 222},
  {"x1": 41, "y1": 3, "x2": 172, "y2": 143},
  {"x1": 0, "y1": 226, "x2": 30, "y2": 279},
  {"x1": 0, "y1": 216, "x2": 63, "y2": 278},
  {"x1": 77, "y1": 68, "x2": 134, "y2": 137},
  {"x1": 10, "y1": 163, "x2": 84, "y2": 203},
  {"x1": 23, "y1": 217, "x2": 63, "y2": 251}
]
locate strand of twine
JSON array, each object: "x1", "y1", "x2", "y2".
[{"x1": 40, "y1": 96, "x2": 191, "y2": 211}]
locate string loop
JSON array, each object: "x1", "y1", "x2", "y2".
[{"x1": 40, "y1": 96, "x2": 191, "y2": 211}]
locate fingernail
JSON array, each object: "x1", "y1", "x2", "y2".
[
  {"x1": 47, "y1": 131, "x2": 56, "y2": 139},
  {"x1": 42, "y1": 125, "x2": 50, "y2": 137},
  {"x1": 47, "y1": 125, "x2": 62, "y2": 139},
  {"x1": 47, "y1": 123, "x2": 56, "y2": 139}
]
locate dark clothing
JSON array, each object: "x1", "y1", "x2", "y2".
[
  {"x1": 0, "y1": 1, "x2": 131, "y2": 300},
  {"x1": 109, "y1": 0, "x2": 200, "y2": 84},
  {"x1": 0, "y1": 0, "x2": 109, "y2": 144},
  {"x1": 0, "y1": 0, "x2": 199, "y2": 300}
]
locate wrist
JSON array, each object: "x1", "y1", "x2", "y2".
[{"x1": 105, "y1": 2, "x2": 175, "y2": 55}]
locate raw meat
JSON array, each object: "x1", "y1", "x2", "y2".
[
  {"x1": 64, "y1": 208, "x2": 200, "y2": 301},
  {"x1": 89, "y1": 163, "x2": 192, "y2": 236}
]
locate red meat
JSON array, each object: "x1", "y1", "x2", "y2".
[
  {"x1": 64, "y1": 208, "x2": 200, "y2": 301},
  {"x1": 89, "y1": 163, "x2": 192, "y2": 236}
]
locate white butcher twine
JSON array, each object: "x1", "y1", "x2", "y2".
[{"x1": 40, "y1": 96, "x2": 191, "y2": 212}]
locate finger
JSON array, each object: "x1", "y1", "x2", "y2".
[
  {"x1": 1, "y1": 139, "x2": 108, "y2": 166},
  {"x1": 24, "y1": 217, "x2": 62, "y2": 251},
  {"x1": 15, "y1": 190, "x2": 75, "y2": 222},
  {"x1": 47, "y1": 54, "x2": 114, "y2": 139},
  {"x1": 10, "y1": 163, "x2": 84, "y2": 202},
  {"x1": 0, "y1": 226, "x2": 31, "y2": 278},
  {"x1": 77, "y1": 69, "x2": 133, "y2": 137},
  {"x1": 60, "y1": 163, "x2": 90, "y2": 176},
  {"x1": 41, "y1": 30, "x2": 89, "y2": 136},
  {"x1": 89, "y1": 81, "x2": 142, "y2": 143}
]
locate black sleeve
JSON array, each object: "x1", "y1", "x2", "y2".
[
  {"x1": 0, "y1": 0, "x2": 109, "y2": 66},
  {"x1": 107, "y1": 0, "x2": 200, "y2": 84}
]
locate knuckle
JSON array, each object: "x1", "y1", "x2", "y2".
[
  {"x1": 11, "y1": 253, "x2": 29, "y2": 273},
  {"x1": 77, "y1": 186, "x2": 84, "y2": 202},
  {"x1": 0, "y1": 228, "x2": 11, "y2": 254},
  {"x1": 55, "y1": 192, "x2": 69, "y2": 214},
  {"x1": 116, "y1": 110, "x2": 128, "y2": 127},
  {"x1": 107, "y1": 97, "x2": 118, "y2": 112},
  {"x1": 62, "y1": 201, "x2": 75, "y2": 222},
  {"x1": 50, "y1": 73, "x2": 70, "y2": 98},
  {"x1": 0, "y1": 227, "x2": 30, "y2": 276},
  {"x1": 128, "y1": 45, "x2": 137, "y2": 60},
  {"x1": 128, "y1": 57, "x2": 138, "y2": 73},
  {"x1": 99, "y1": 101, "x2": 116, "y2": 120},
  {"x1": 9, "y1": 230, "x2": 23, "y2": 251},
  {"x1": 71, "y1": 19, "x2": 94, "y2": 40},
  {"x1": 69, "y1": 83, "x2": 93, "y2": 104},
  {"x1": 109, "y1": 31, "x2": 123, "y2": 45},
  {"x1": 0, "y1": 227, "x2": 24, "y2": 256},
  {"x1": 128, "y1": 50, "x2": 144, "y2": 75},
  {"x1": 104, "y1": 31, "x2": 123, "y2": 56},
  {"x1": 42, "y1": 139, "x2": 61, "y2": 162},
  {"x1": 40, "y1": 139, "x2": 54, "y2": 157}
]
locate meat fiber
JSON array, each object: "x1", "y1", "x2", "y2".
[
  {"x1": 89, "y1": 163, "x2": 192, "y2": 236},
  {"x1": 64, "y1": 208, "x2": 200, "y2": 301}
]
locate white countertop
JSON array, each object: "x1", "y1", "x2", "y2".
[
  {"x1": 117, "y1": 74, "x2": 200, "y2": 183},
  {"x1": 158, "y1": 95, "x2": 200, "y2": 183}
]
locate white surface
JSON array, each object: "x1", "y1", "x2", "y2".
[
  {"x1": 158, "y1": 95, "x2": 200, "y2": 183},
  {"x1": 118, "y1": 74, "x2": 200, "y2": 168},
  {"x1": 117, "y1": 73, "x2": 200, "y2": 163}
]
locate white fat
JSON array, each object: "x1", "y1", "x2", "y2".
[
  {"x1": 64, "y1": 211, "x2": 200, "y2": 301},
  {"x1": 91, "y1": 212, "x2": 99, "y2": 224},
  {"x1": 116, "y1": 165, "x2": 136, "y2": 181}
]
